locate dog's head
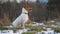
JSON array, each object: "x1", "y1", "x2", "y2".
[{"x1": 24, "y1": 4, "x2": 32, "y2": 12}]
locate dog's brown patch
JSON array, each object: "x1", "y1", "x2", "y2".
[{"x1": 24, "y1": 4, "x2": 31, "y2": 11}]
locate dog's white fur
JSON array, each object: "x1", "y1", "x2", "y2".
[{"x1": 12, "y1": 7, "x2": 29, "y2": 28}]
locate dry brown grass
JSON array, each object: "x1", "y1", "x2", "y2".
[{"x1": 0, "y1": 13, "x2": 11, "y2": 26}]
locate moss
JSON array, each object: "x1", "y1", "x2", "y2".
[
  {"x1": 22, "y1": 32, "x2": 35, "y2": 34},
  {"x1": 0, "y1": 27, "x2": 8, "y2": 30},
  {"x1": 29, "y1": 26, "x2": 43, "y2": 31},
  {"x1": 53, "y1": 28, "x2": 60, "y2": 33}
]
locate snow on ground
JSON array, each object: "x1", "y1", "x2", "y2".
[
  {"x1": 0, "y1": 28, "x2": 60, "y2": 34},
  {"x1": 0, "y1": 30, "x2": 13, "y2": 34},
  {"x1": 0, "y1": 29, "x2": 28, "y2": 34}
]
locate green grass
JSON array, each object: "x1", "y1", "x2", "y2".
[
  {"x1": 0, "y1": 27, "x2": 8, "y2": 30},
  {"x1": 25, "y1": 24, "x2": 43, "y2": 31},
  {"x1": 51, "y1": 27, "x2": 60, "y2": 33},
  {"x1": 22, "y1": 32, "x2": 36, "y2": 34}
]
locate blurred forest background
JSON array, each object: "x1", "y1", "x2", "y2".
[{"x1": 0, "y1": 0, "x2": 60, "y2": 26}]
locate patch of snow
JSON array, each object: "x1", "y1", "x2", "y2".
[
  {"x1": 51, "y1": 25, "x2": 57, "y2": 27},
  {"x1": 41, "y1": 28, "x2": 54, "y2": 34},
  {"x1": 58, "y1": 33, "x2": 60, "y2": 34},
  {"x1": 1, "y1": 30, "x2": 13, "y2": 34},
  {"x1": 31, "y1": 23, "x2": 44, "y2": 26},
  {"x1": 48, "y1": 20, "x2": 55, "y2": 23},
  {"x1": 55, "y1": 22, "x2": 60, "y2": 24},
  {"x1": 36, "y1": 32, "x2": 41, "y2": 34},
  {"x1": 16, "y1": 29, "x2": 28, "y2": 34}
]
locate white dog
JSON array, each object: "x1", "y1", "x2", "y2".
[
  {"x1": 12, "y1": 5, "x2": 32, "y2": 28},
  {"x1": 3, "y1": 4, "x2": 32, "y2": 28}
]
